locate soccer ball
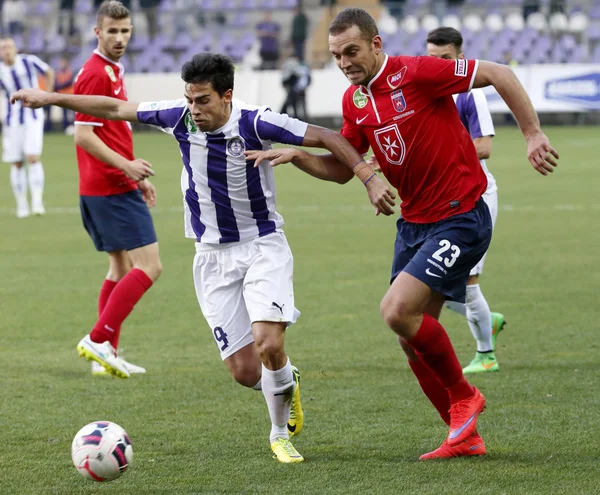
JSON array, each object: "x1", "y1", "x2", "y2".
[{"x1": 71, "y1": 421, "x2": 133, "y2": 482}]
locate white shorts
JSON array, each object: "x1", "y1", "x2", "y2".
[
  {"x1": 470, "y1": 189, "x2": 498, "y2": 276},
  {"x1": 1, "y1": 117, "x2": 45, "y2": 163},
  {"x1": 193, "y1": 232, "x2": 300, "y2": 360}
]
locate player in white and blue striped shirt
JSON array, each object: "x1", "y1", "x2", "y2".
[
  {"x1": 0, "y1": 37, "x2": 54, "y2": 217},
  {"x1": 11, "y1": 52, "x2": 396, "y2": 463}
]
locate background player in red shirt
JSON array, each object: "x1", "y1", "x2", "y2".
[
  {"x1": 73, "y1": 1, "x2": 161, "y2": 378},
  {"x1": 246, "y1": 8, "x2": 559, "y2": 460}
]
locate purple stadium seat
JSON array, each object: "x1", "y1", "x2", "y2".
[
  {"x1": 199, "y1": 0, "x2": 218, "y2": 11},
  {"x1": 261, "y1": 0, "x2": 278, "y2": 10},
  {"x1": 570, "y1": 45, "x2": 588, "y2": 63},
  {"x1": 221, "y1": 0, "x2": 237, "y2": 9},
  {"x1": 589, "y1": 6, "x2": 600, "y2": 20},
  {"x1": 280, "y1": 0, "x2": 298, "y2": 7},
  {"x1": 172, "y1": 32, "x2": 194, "y2": 51},
  {"x1": 27, "y1": 29, "x2": 45, "y2": 53},
  {"x1": 240, "y1": 0, "x2": 259, "y2": 9},
  {"x1": 46, "y1": 35, "x2": 67, "y2": 54},
  {"x1": 129, "y1": 34, "x2": 150, "y2": 52},
  {"x1": 586, "y1": 23, "x2": 600, "y2": 41},
  {"x1": 230, "y1": 12, "x2": 249, "y2": 29},
  {"x1": 75, "y1": 0, "x2": 93, "y2": 14},
  {"x1": 239, "y1": 32, "x2": 257, "y2": 50}
]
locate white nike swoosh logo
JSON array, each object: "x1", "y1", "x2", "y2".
[
  {"x1": 425, "y1": 268, "x2": 442, "y2": 278},
  {"x1": 356, "y1": 115, "x2": 368, "y2": 124},
  {"x1": 114, "y1": 87, "x2": 122, "y2": 95}
]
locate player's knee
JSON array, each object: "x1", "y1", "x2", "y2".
[
  {"x1": 26, "y1": 155, "x2": 40, "y2": 164},
  {"x1": 380, "y1": 296, "x2": 413, "y2": 334},
  {"x1": 136, "y1": 258, "x2": 162, "y2": 282},
  {"x1": 230, "y1": 364, "x2": 261, "y2": 388}
]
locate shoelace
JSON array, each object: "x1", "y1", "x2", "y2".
[
  {"x1": 449, "y1": 400, "x2": 470, "y2": 429},
  {"x1": 277, "y1": 439, "x2": 299, "y2": 456}
]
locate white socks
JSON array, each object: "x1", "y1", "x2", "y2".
[
  {"x1": 10, "y1": 163, "x2": 45, "y2": 216},
  {"x1": 465, "y1": 284, "x2": 493, "y2": 352},
  {"x1": 27, "y1": 162, "x2": 45, "y2": 211},
  {"x1": 261, "y1": 358, "x2": 294, "y2": 444},
  {"x1": 10, "y1": 165, "x2": 29, "y2": 215},
  {"x1": 445, "y1": 284, "x2": 493, "y2": 352}
]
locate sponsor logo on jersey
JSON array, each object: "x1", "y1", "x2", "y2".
[
  {"x1": 544, "y1": 72, "x2": 600, "y2": 109},
  {"x1": 391, "y1": 89, "x2": 407, "y2": 113},
  {"x1": 353, "y1": 88, "x2": 368, "y2": 108},
  {"x1": 374, "y1": 124, "x2": 406, "y2": 166},
  {"x1": 227, "y1": 137, "x2": 245, "y2": 156},
  {"x1": 185, "y1": 113, "x2": 198, "y2": 134},
  {"x1": 105, "y1": 65, "x2": 118, "y2": 82},
  {"x1": 455, "y1": 59, "x2": 468, "y2": 77},
  {"x1": 387, "y1": 66, "x2": 407, "y2": 89}
]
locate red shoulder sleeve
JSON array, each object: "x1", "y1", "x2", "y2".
[
  {"x1": 412, "y1": 56, "x2": 479, "y2": 99},
  {"x1": 73, "y1": 67, "x2": 111, "y2": 125}
]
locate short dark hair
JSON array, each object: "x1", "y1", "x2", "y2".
[
  {"x1": 426, "y1": 27, "x2": 463, "y2": 51},
  {"x1": 329, "y1": 8, "x2": 379, "y2": 42},
  {"x1": 96, "y1": 1, "x2": 130, "y2": 26},
  {"x1": 181, "y1": 53, "x2": 235, "y2": 97}
]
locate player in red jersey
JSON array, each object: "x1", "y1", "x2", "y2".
[
  {"x1": 246, "y1": 8, "x2": 558, "y2": 460},
  {"x1": 73, "y1": 1, "x2": 161, "y2": 378}
]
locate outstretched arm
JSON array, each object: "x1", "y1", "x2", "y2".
[
  {"x1": 473, "y1": 62, "x2": 559, "y2": 175},
  {"x1": 246, "y1": 123, "x2": 396, "y2": 215},
  {"x1": 11, "y1": 88, "x2": 140, "y2": 122}
]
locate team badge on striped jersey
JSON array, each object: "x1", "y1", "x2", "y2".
[{"x1": 226, "y1": 137, "x2": 245, "y2": 156}]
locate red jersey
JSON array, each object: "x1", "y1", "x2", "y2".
[
  {"x1": 341, "y1": 55, "x2": 487, "y2": 223},
  {"x1": 74, "y1": 50, "x2": 137, "y2": 196}
]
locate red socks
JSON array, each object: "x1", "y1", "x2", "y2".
[
  {"x1": 407, "y1": 357, "x2": 451, "y2": 425},
  {"x1": 98, "y1": 279, "x2": 117, "y2": 316},
  {"x1": 90, "y1": 268, "x2": 153, "y2": 348},
  {"x1": 408, "y1": 314, "x2": 474, "y2": 404}
]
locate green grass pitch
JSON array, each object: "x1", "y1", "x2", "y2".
[{"x1": 0, "y1": 126, "x2": 598, "y2": 494}]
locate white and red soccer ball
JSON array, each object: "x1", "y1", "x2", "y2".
[{"x1": 72, "y1": 421, "x2": 133, "y2": 482}]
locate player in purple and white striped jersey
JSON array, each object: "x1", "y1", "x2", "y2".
[
  {"x1": 11, "y1": 52, "x2": 396, "y2": 464},
  {"x1": 0, "y1": 37, "x2": 54, "y2": 217},
  {"x1": 426, "y1": 27, "x2": 506, "y2": 375}
]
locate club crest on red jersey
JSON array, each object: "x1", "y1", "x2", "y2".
[
  {"x1": 387, "y1": 66, "x2": 407, "y2": 89},
  {"x1": 391, "y1": 89, "x2": 407, "y2": 113},
  {"x1": 374, "y1": 124, "x2": 406, "y2": 166}
]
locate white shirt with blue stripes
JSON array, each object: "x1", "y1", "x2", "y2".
[
  {"x1": 137, "y1": 98, "x2": 308, "y2": 245},
  {"x1": 454, "y1": 89, "x2": 497, "y2": 195},
  {"x1": 0, "y1": 54, "x2": 49, "y2": 126}
]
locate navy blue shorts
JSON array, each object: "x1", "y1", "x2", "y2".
[
  {"x1": 80, "y1": 189, "x2": 157, "y2": 253},
  {"x1": 391, "y1": 199, "x2": 492, "y2": 303}
]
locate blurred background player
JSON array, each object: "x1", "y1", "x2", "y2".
[
  {"x1": 426, "y1": 27, "x2": 506, "y2": 374},
  {"x1": 54, "y1": 55, "x2": 75, "y2": 133},
  {"x1": 0, "y1": 37, "x2": 54, "y2": 218},
  {"x1": 73, "y1": 0, "x2": 162, "y2": 378}
]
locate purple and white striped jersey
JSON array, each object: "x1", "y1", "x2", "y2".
[
  {"x1": 454, "y1": 88, "x2": 497, "y2": 194},
  {"x1": 0, "y1": 54, "x2": 49, "y2": 126},
  {"x1": 137, "y1": 98, "x2": 308, "y2": 244}
]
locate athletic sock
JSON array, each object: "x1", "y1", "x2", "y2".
[
  {"x1": 90, "y1": 268, "x2": 153, "y2": 348},
  {"x1": 444, "y1": 300, "x2": 467, "y2": 317},
  {"x1": 261, "y1": 358, "x2": 294, "y2": 443},
  {"x1": 27, "y1": 162, "x2": 45, "y2": 208},
  {"x1": 407, "y1": 356, "x2": 451, "y2": 425},
  {"x1": 98, "y1": 279, "x2": 118, "y2": 317},
  {"x1": 408, "y1": 314, "x2": 474, "y2": 404},
  {"x1": 10, "y1": 165, "x2": 28, "y2": 211},
  {"x1": 466, "y1": 284, "x2": 493, "y2": 352}
]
